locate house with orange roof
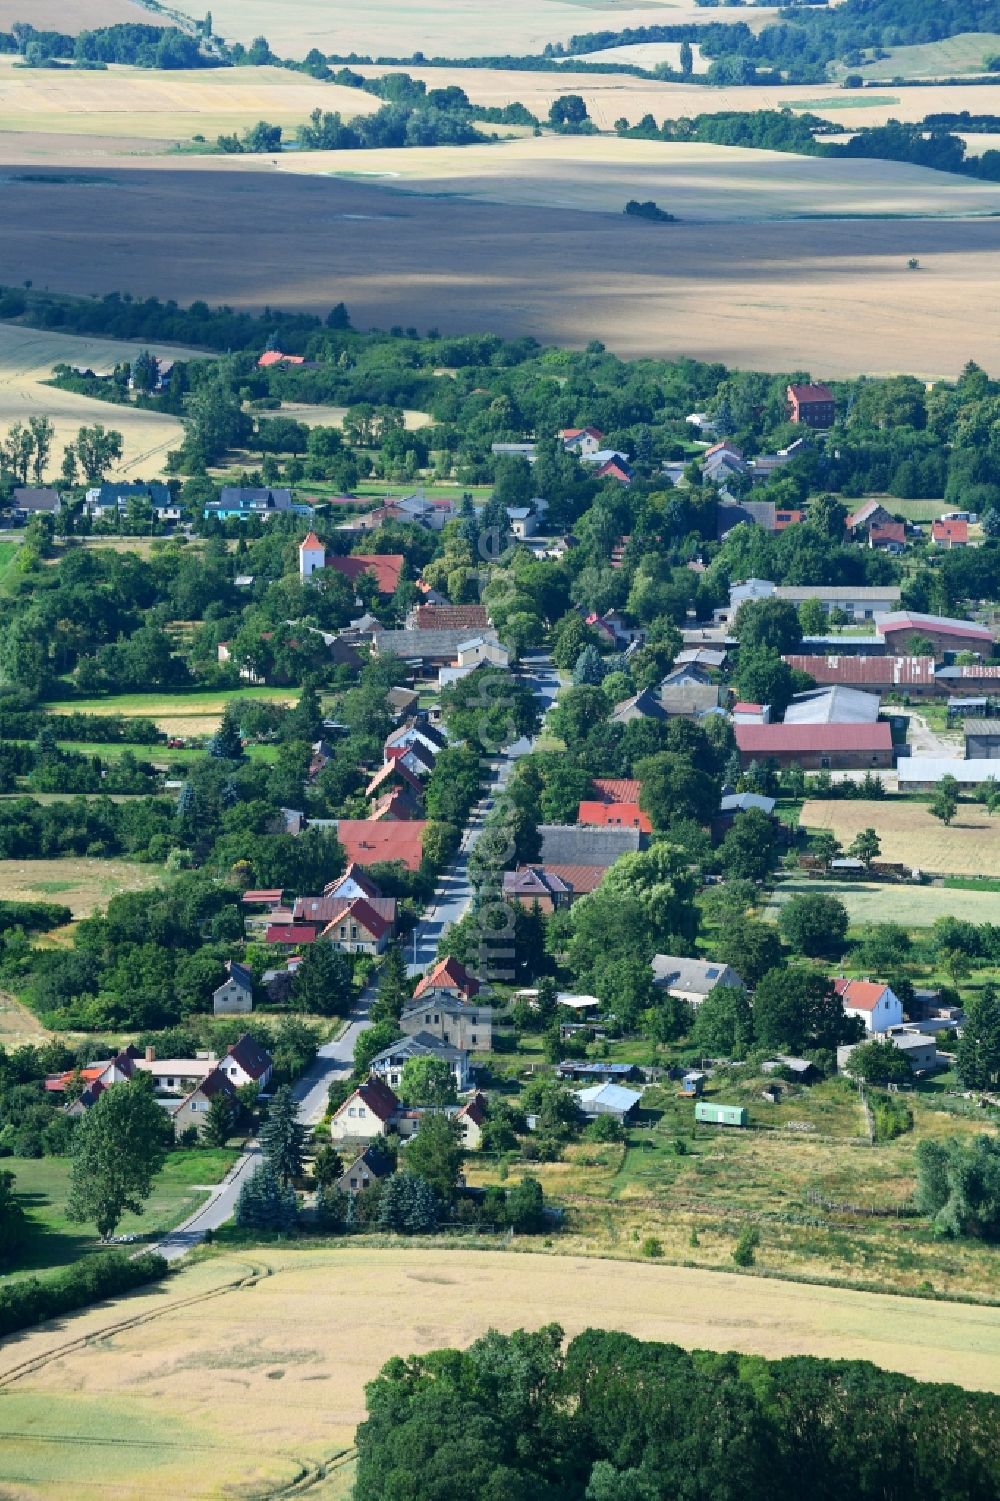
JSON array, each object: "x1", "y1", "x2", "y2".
[
  {"x1": 333, "y1": 819, "x2": 428, "y2": 871},
  {"x1": 577, "y1": 800, "x2": 652, "y2": 834},
  {"x1": 932, "y1": 519, "x2": 969, "y2": 548},
  {"x1": 560, "y1": 426, "x2": 604, "y2": 457},
  {"x1": 834, "y1": 977, "x2": 903, "y2": 1034},
  {"x1": 413, "y1": 955, "x2": 481, "y2": 1002},
  {"x1": 257, "y1": 350, "x2": 305, "y2": 368}
]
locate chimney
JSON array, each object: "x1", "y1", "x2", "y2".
[{"x1": 145, "y1": 1045, "x2": 155, "y2": 1062}]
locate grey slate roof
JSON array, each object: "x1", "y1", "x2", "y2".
[
  {"x1": 375, "y1": 628, "x2": 499, "y2": 661},
  {"x1": 539, "y1": 824, "x2": 642, "y2": 867},
  {"x1": 651, "y1": 954, "x2": 744, "y2": 996},
  {"x1": 783, "y1": 686, "x2": 882, "y2": 725},
  {"x1": 368, "y1": 1031, "x2": 465, "y2": 1068}
]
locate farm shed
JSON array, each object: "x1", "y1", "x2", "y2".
[
  {"x1": 575, "y1": 1082, "x2": 642, "y2": 1122},
  {"x1": 964, "y1": 720, "x2": 1000, "y2": 760},
  {"x1": 897, "y1": 758, "x2": 1000, "y2": 791},
  {"x1": 695, "y1": 1102, "x2": 748, "y2": 1127},
  {"x1": 734, "y1": 721, "x2": 894, "y2": 770}
]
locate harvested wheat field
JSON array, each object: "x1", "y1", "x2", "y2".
[
  {"x1": 0, "y1": 858, "x2": 167, "y2": 917},
  {"x1": 0, "y1": 57, "x2": 379, "y2": 146},
  {"x1": 0, "y1": 0, "x2": 150, "y2": 28},
  {"x1": 276, "y1": 134, "x2": 1000, "y2": 221},
  {"x1": 766, "y1": 876, "x2": 1000, "y2": 927},
  {"x1": 198, "y1": 0, "x2": 783, "y2": 61},
  {"x1": 0, "y1": 325, "x2": 210, "y2": 478},
  {"x1": 801, "y1": 797, "x2": 1000, "y2": 878},
  {"x1": 1, "y1": 1245, "x2": 999, "y2": 1499},
  {"x1": 1, "y1": 163, "x2": 999, "y2": 378}
]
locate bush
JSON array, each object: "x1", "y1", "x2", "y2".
[
  {"x1": 732, "y1": 1225, "x2": 760, "y2": 1267},
  {"x1": 640, "y1": 1235, "x2": 663, "y2": 1258},
  {"x1": 0, "y1": 1251, "x2": 167, "y2": 1338}
]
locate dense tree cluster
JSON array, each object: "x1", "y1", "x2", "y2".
[{"x1": 356, "y1": 1325, "x2": 1000, "y2": 1500}]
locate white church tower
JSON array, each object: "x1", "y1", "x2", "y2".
[{"x1": 299, "y1": 531, "x2": 326, "y2": 579}]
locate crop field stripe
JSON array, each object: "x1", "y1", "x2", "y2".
[{"x1": 0, "y1": 1256, "x2": 271, "y2": 1391}]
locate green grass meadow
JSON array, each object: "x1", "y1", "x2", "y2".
[{"x1": 9, "y1": 1147, "x2": 237, "y2": 1277}]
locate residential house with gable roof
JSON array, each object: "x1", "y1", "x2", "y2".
[
  {"x1": 413, "y1": 955, "x2": 481, "y2": 1003},
  {"x1": 651, "y1": 954, "x2": 745, "y2": 1007},
  {"x1": 834, "y1": 978, "x2": 903, "y2": 1034},
  {"x1": 213, "y1": 959, "x2": 254, "y2": 1015},
  {"x1": 399, "y1": 997, "x2": 493, "y2": 1052}
]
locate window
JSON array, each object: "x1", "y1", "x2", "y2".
[
  {"x1": 350, "y1": 1177, "x2": 358, "y2": 1188},
  {"x1": 358, "y1": 1107, "x2": 366, "y2": 1118},
  {"x1": 471, "y1": 1035, "x2": 477, "y2": 1046},
  {"x1": 348, "y1": 1106, "x2": 356, "y2": 1117}
]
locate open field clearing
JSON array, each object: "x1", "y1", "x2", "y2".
[
  {"x1": 0, "y1": 989, "x2": 49, "y2": 1047},
  {"x1": 9, "y1": 1149, "x2": 237, "y2": 1277},
  {"x1": 190, "y1": 0, "x2": 784, "y2": 60},
  {"x1": 273, "y1": 400, "x2": 431, "y2": 430},
  {"x1": 562, "y1": 41, "x2": 708, "y2": 72},
  {"x1": 800, "y1": 798, "x2": 1000, "y2": 878},
  {"x1": 275, "y1": 134, "x2": 1000, "y2": 221},
  {"x1": 764, "y1": 875, "x2": 1000, "y2": 926},
  {"x1": 1, "y1": 1244, "x2": 999, "y2": 1500},
  {"x1": 0, "y1": 858, "x2": 167, "y2": 917},
  {"x1": 356, "y1": 65, "x2": 1000, "y2": 131},
  {"x1": 854, "y1": 32, "x2": 1000, "y2": 82},
  {"x1": 0, "y1": 325, "x2": 211, "y2": 479},
  {"x1": 0, "y1": 58, "x2": 378, "y2": 147},
  {"x1": 47, "y1": 687, "x2": 297, "y2": 718},
  {"x1": 1, "y1": 164, "x2": 999, "y2": 378}
]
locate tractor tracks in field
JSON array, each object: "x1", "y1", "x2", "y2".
[{"x1": 0, "y1": 1255, "x2": 272, "y2": 1391}]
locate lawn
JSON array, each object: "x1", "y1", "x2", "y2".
[
  {"x1": 0, "y1": 857, "x2": 168, "y2": 918},
  {"x1": 764, "y1": 875, "x2": 1000, "y2": 926},
  {"x1": 799, "y1": 797, "x2": 1000, "y2": 878},
  {"x1": 8, "y1": 1147, "x2": 238, "y2": 1277},
  {"x1": 43, "y1": 686, "x2": 298, "y2": 737},
  {"x1": 2, "y1": 1242, "x2": 1000, "y2": 1501}
]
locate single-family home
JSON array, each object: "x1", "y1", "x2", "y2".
[
  {"x1": 11, "y1": 487, "x2": 61, "y2": 521},
  {"x1": 365, "y1": 758, "x2": 425, "y2": 806},
  {"x1": 335, "y1": 1145, "x2": 395, "y2": 1194},
  {"x1": 330, "y1": 819, "x2": 428, "y2": 871},
  {"x1": 169, "y1": 1068, "x2": 237, "y2": 1138},
  {"x1": 399, "y1": 997, "x2": 493, "y2": 1052},
  {"x1": 213, "y1": 959, "x2": 254, "y2": 1016},
  {"x1": 845, "y1": 499, "x2": 894, "y2": 536},
  {"x1": 330, "y1": 1076, "x2": 402, "y2": 1144},
  {"x1": 932, "y1": 519, "x2": 969, "y2": 549},
  {"x1": 455, "y1": 636, "x2": 510, "y2": 670},
  {"x1": 657, "y1": 665, "x2": 724, "y2": 718},
  {"x1": 86, "y1": 481, "x2": 171, "y2": 520},
  {"x1": 413, "y1": 955, "x2": 481, "y2": 1003},
  {"x1": 219, "y1": 1033, "x2": 274, "y2": 1090},
  {"x1": 502, "y1": 866, "x2": 574, "y2": 911},
  {"x1": 834, "y1": 978, "x2": 903, "y2": 1034},
  {"x1": 454, "y1": 1092, "x2": 488, "y2": 1149},
  {"x1": 507, "y1": 506, "x2": 537, "y2": 538},
  {"x1": 367, "y1": 1031, "x2": 472, "y2": 1094},
  {"x1": 561, "y1": 426, "x2": 605, "y2": 457},
  {"x1": 205, "y1": 487, "x2": 306, "y2": 522},
  {"x1": 318, "y1": 896, "x2": 393, "y2": 955},
  {"x1": 838, "y1": 1030, "x2": 939, "y2": 1075},
  {"x1": 868, "y1": 522, "x2": 906, "y2": 553},
  {"x1": 577, "y1": 799, "x2": 651, "y2": 833},
  {"x1": 651, "y1": 955, "x2": 744, "y2": 1008}
]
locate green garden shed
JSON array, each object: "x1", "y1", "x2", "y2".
[{"x1": 695, "y1": 1102, "x2": 748, "y2": 1128}]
